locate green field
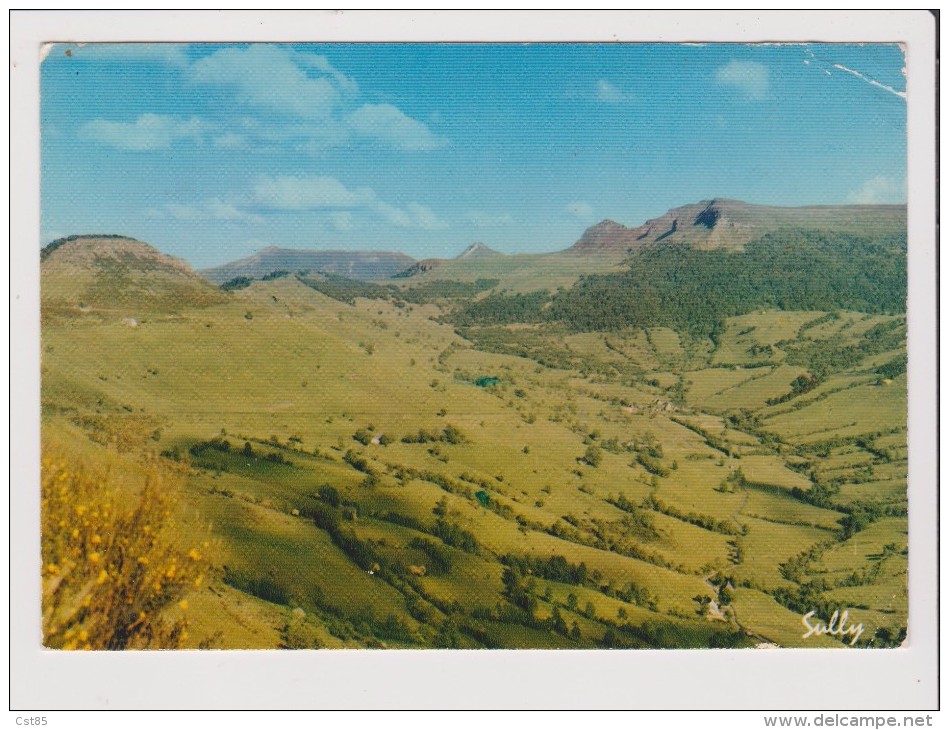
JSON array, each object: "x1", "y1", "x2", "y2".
[{"x1": 40, "y1": 236, "x2": 908, "y2": 651}]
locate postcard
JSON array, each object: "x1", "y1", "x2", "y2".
[{"x1": 11, "y1": 10, "x2": 938, "y2": 712}]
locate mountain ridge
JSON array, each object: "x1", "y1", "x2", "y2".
[
  {"x1": 41, "y1": 234, "x2": 227, "y2": 313},
  {"x1": 42, "y1": 199, "x2": 908, "y2": 287},
  {"x1": 200, "y1": 247, "x2": 416, "y2": 284},
  {"x1": 563, "y1": 199, "x2": 907, "y2": 256}
]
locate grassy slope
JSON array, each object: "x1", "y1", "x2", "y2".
[{"x1": 42, "y1": 268, "x2": 907, "y2": 649}]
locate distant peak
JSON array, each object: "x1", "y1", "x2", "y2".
[
  {"x1": 456, "y1": 242, "x2": 501, "y2": 259},
  {"x1": 589, "y1": 219, "x2": 627, "y2": 230}
]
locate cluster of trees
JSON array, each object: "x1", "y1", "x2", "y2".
[
  {"x1": 501, "y1": 553, "x2": 589, "y2": 586},
  {"x1": 352, "y1": 428, "x2": 394, "y2": 446},
  {"x1": 766, "y1": 374, "x2": 820, "y2": 406},
  {"x1": 343, "y1": 449, "x2": 373, "y2": 474},
  {"x1": 444, "y1": 229, "x2": 905, "y2": 338},
  {"x1": 298, "y1": 273, "x2": 500, "y2": 307},
  {"x1": 448, "y1": 291, "x2": 549, "y2": 327},
  {"x1": 431, "y1": 518, "x2": 480, "y2": 554},
  {"x1": 220, "y1": 276, "x2": 253, "y2": 291},
  {"x1": 408, "y1": 537, "x2": 453, "y2": 575},
  {"x1": 549, "y1": 230, "x2": 906, "y2": 336},
  {"x1": 642, "y1": 494, "x2": 744, "y2": 536},
  {"x1": 298, "y1": 274, "x2": 391, "y2": 305},
  {"x1": 185, "y1": 436, "x2": 292, "y2": 466},
  {"x1": 783, "y1": 320, "x2": 905, "y2": 380},
  {"x1": 400, "y1": 425, "x2": 468, "y2": 445},
  {"x1": 41, "y1": 233, "x2": 133, "y2": 261}
]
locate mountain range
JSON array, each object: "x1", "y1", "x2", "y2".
[
  {"x1": 563, "y1": 199, "x2": 906, "y2": 256},
  {"x1": 41, "y1": 199, "x2": 907, "y2": 294}
]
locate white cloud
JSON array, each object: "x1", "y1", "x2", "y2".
[
  {"x1": 189, "y1": 45, "x2": 341, "y2": 119},
  {"x1": 715, "y1": 60, "x2": 769, "y2": 100},
  {"x1": 156, "y1": 198, "x2": 263, "y2": 224},
  {"x1": 465, "y1": 212, "x2": 513, "y2": 227},
  {"x1": 296, "y1": 53, "x2": 360, "y2": 98},
  {"x1": 76, "y1": 45, "x2": 448, "y2": 155},
  {"x1": 250, "y1": 174, "x2": 447, "y2": 229},
  {"x1": 596, "y1": 79, "x2": 630, "y2": 104},
  {"x1": 252, "y1": 175, "x2": 376, "y2": 211},
  {"x1": 330, "y1": 211, "x2": 355, "y2": 231},
  {"x1": 347, "y1": 103, "x2": 449, "y2": 151},
  {"x1": 213, "y1": 132, "x2": 247, "y2": 149},
  {"x1": 374, "y1": 201, "x2": 413, "y2": 228},
  {"x1": 566, "y1": 201, "x2": 594, "y2": 220},
  {"x1": 847, "y1": 176, "x2": 904, "y2": 204},
  {"x1": 79, "y1": 114, "x2": 207, "y2": 151},
  {"x1": 374, "y1": 201, "x2": 447, "y2": 229},
  {"x1": 405, "y1": 202, "x2": 449, "y2": 230}
]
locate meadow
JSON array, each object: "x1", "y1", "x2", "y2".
[{"x1": 40, "y1": 234, "x2": 908, "y2": 650}]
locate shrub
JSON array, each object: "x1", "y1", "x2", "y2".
[
  {"x1": 581, "y1": 445, "x2": 603, "y2": 468},
  {"x1": 317, "y1": 485, "x2": 341, "y2": 507},
  {"x1": 280, "y1": 611, "x2": 324, "y2": 649},
  {"x1": 41, "y1": 454, "x2": 212, "y2": 649}
]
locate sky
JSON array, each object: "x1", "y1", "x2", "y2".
[{"x1": 40, "y1": 43, "x2": 907, "y2": 268}]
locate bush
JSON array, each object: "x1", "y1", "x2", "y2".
[
  {"x1": 409, "y1": 537, "x2": 452, "y2": 575},
  {"x1": 581, "y1": 445, "x2": 602, "y2": 468},
  {"x1": 280, "y1": 611, "x2": 324, "y2": 649},
  {"x1": 41, "y1": 454, "x2": 212, "y2": 649},
  {"x1": 317, "y1": 485, "x2": 341, "y2": 507}
]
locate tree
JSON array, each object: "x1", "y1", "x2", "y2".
[
  {"x1": 693, "y1": 594, "x2": 712, "y2": 617},
  {"x1": 582, "y1": 445, "x2": 603, "y2": 468},
  {"x1": 549, "y1": 606, "x2": 568, "y2": 636}
]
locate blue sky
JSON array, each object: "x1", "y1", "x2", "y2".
[{"x1": 41, "y1": 43, "x2": 906, "y2": 268}]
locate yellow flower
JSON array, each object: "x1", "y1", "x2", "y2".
[
  {"x1": 165, "y1": 565, "x2": 176, "y2": 578},
  {"x1": 46, "y1": 563, "x2": 59, "y2": 574},
  {"x1": 75, "y1": 505, "x2": 87, "y2": 515},
  {"x1": 89, "y1": 552, "x2": 101, "y2": 564},
  {"x1": 96, "y1": 569, "x2": 108, "y2": 584},
  {"x1": 193, "y1": 575, "x2": 203, "y2": 587},
  {"x1": 91, "y1": 535, "x2": 102, "y2": 544},
  {"x1": 137, "y1": 556, "x2": 149, "y2": 565},
  {"x1": 71, "y1": 529, "x2": 80, "y2": 539},
  {"x1": 79, "y1": 630, "x2": 89, "y2": 642},
  {"x1": 178, "y1": 600, "x2": 188, "y2": 611},
  {"x1": 187, "y1": 548, "x2": 201, "y2": 561}
]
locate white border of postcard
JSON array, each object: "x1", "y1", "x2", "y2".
[{"x1": 8, "y1": 9, "x2": 939, "y2": 713}]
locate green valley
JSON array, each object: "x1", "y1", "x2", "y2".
[{"x1": 39, "y1": 201, "x2": 908, "y2": 651}]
